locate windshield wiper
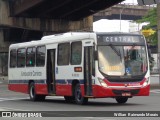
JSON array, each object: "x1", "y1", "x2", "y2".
[{"x1": 109, "y1": 44, "x2": 122, "y2": 62}]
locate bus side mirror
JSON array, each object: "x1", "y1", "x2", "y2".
[{"x1": 94, "y1": 51, "x2": 98, "y2": 60}]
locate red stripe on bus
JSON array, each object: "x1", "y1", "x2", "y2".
[
  {"x1": 8, "y1": 84, "x2": 28, "y2": 94},
  {"x1": 8, "y1": 84, "x2": 48, "y2": 95},
  {"x1": 35, "y1": 84, "x2": 48, "y2": 95}
]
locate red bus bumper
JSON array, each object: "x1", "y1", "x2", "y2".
[{"x1": 91, "y1": 84, "x2": 150, "y2": 98}]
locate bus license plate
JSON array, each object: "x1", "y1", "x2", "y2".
[{"x1": 122, "y1": 92, "x2": 131, "y2": 96}]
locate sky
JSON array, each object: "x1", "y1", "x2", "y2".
[{"x1": 93, "y1": 0, "x2": 140, "y2": 32}]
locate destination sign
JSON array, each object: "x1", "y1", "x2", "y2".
[{"x1": 97, "y1": 35, "x2": 145, "y2": 45}]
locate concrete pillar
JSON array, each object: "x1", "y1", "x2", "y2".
[
  {"x1": 0, "y1": 30, "x2": 10, "y2": 52},
  {"x1": 0, "y1": 30, "x2": 9, "y2": 76}
]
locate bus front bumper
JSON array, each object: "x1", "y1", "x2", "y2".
[{"x1": 91, "y1": 84, "x2": 150, "y2": 98}]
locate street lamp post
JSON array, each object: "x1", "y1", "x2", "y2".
[{"x1": 120, "y1": 7, "x2": 125, "y2": 32}]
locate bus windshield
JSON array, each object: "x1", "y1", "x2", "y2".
[{"x1": 98, "y1": 45, "x2": 148, "y2": 76}]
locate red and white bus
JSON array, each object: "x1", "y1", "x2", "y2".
[{"x1": 8, "y1": 32, "x2": 150, "y2": 104}]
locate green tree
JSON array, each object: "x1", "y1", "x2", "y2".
[
  {"x1": 135, "y1": 7, "x2": 157, "y2": 71},
  {"x1": 136, "y1": 7, "x2": 157, "y2": 45}
]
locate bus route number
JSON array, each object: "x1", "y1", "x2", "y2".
[{"x1": 72, "y1": 73, "x2": 79, "y2": 77}]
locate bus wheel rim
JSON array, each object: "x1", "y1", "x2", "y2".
[{"x1": 30, "y1": 86, "x2": 34, "y2": 98}]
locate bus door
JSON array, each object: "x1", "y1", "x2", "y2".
[
  {"x1": 84, "y1": 46, "x2": 94, "y2": 96},
  {"x1": 47, "y1": 49, "x2": 56, "y2": 94}
]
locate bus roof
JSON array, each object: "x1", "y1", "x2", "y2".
[
  {"x1": 9, "y1": 32, "x2": 143, "y2": 49},
  {"x1": 41, "y1": 32, "x2": 95, "y2": 40},
  {"x1": 9, "y1": 32, "x2": 96, "y2": 49}
]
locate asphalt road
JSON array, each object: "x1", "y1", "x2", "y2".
[{"x1": 0, "y1": 76, "x2": 160, "y2": 120}]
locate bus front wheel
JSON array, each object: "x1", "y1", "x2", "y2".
[
  {"x1": 74, "y1": 83, "x2": 88, "y2": 105},
  {"x1": 115, "y1": 97, "x2": 128, "y2": 104}
]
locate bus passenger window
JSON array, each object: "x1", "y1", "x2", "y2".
[
  {"x1": 58, "y1": 43, "x2": 70, "y2": 65},
  {"x1": 10, "y1": 49, "x2": 17, "y2": 68},
  {"x1": 36, "y1": 46, "x2": 46, "y2": 66},
  {"x1": 71, "y1": 42, "x2": 82, "y2": 65},
  {"x1": 17, "y1": 48, "x2": 26, "y2": 67},
  {"x1": 26, "y1": 47, "x2": 36, "y2": 67}
]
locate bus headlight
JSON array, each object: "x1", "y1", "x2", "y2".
[
  {"x1": 98, "y1": 78, "x2": 108, "y2": 87},
  {"x1": 142, "y1": 77, "x2": 149, "y2": 87}
]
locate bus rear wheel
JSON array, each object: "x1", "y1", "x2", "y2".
[
  {"x1": 115, "y1": 97, "x2": 128, "y2": 104},
  {"x1": 29, "y1": 82, "x2": 46, "y2": 101},
  {"x1": 74, "y1": 83, "x2": 88, "y2": 105}
]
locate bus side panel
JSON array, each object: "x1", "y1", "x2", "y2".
[
  {"x1": 8, "y1": 84, "x2": 28, "y2": 94},
  {"x1": 35, "y1": 84, "x2": 48, "y2": 95},
  {"x1": 56, "y1": 85, "x2": 72, "y2": 96},
  {"x1": 55, "y1": 84, "x2": 85, "y2": 96},
  {"x1": 8, "y1": 83, "x2": 49, "y2": 95}
]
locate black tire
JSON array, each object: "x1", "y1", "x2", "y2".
[
  {"x1": 64, "y1": 96, "x2": 75, "y2": 103},
  {"x1": 29, "y1": 82, "x2": 46, "y2": 101},
  {"x1": 74, "y1": 83, "x2": 88, "y2": 105},
  {"x1": 38, "y1": 95, "x2": 46, "y2": 101},
  {"x1": 116, "y1": 97, "x2": 128, "y2": 104}
]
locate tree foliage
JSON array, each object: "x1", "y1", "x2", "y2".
[
  {"x1": 135, "y1": 7, "x2": 157, "y2": 71},
  {"x1": 136, "y1": 7, "x2": 157, "y2": 45}
]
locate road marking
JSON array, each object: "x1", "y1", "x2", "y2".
[
  {"x1": 0, "y1": 108, "x2": 8, "y2": 111},
  {"x1": 84, "y1": 117, "x2": 116, "y2": 120},
  {"x1": 0, "y1": 96, "x2": 64, "y2": 102},
  {"x1": 0, "y1": 97, "x2": 29, "y2": 102},
  {"x1": 150, "y1": 89, "x2": 160, "y2": 93},
  {"x1": 0, "y1": 107, "x2": 31, "y2": 111}
]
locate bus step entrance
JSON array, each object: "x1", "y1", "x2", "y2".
[
  {"x1": 47, "y1": 49, "x2": 56, "y2": 95},
  {"x1": 48, "y1": 93, "x2": 56, "y2": 96},
  {"x1": 84, "y1": 95, "x2": 94, "y2": 98}
]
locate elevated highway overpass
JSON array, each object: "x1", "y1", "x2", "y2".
[
  {"x1": 94, "y1": 4, "x2": 152, "y2": 21},
  {"x1": 10, "y1": 0, "x2": 123, "y2": 20}
]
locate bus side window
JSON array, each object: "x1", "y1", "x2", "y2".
[
  {"x1": 10, "y1": 49, "x2": 17, "y2": 68},
  {"x1": 26, "y1": 47, "x2": 36, "y2": 67},
  {"x1": 17, "y1": 48, "x2": 26, "y2": 67},
  {"x1": 57, "y1": 43, "x2": 70, "y2": 65},
  {"x1": 71, "y1": 41, "x2": 82, "y2": 65},
  {"x1": 36, "y1": 46, "x2": 46, "y2": 67}
]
